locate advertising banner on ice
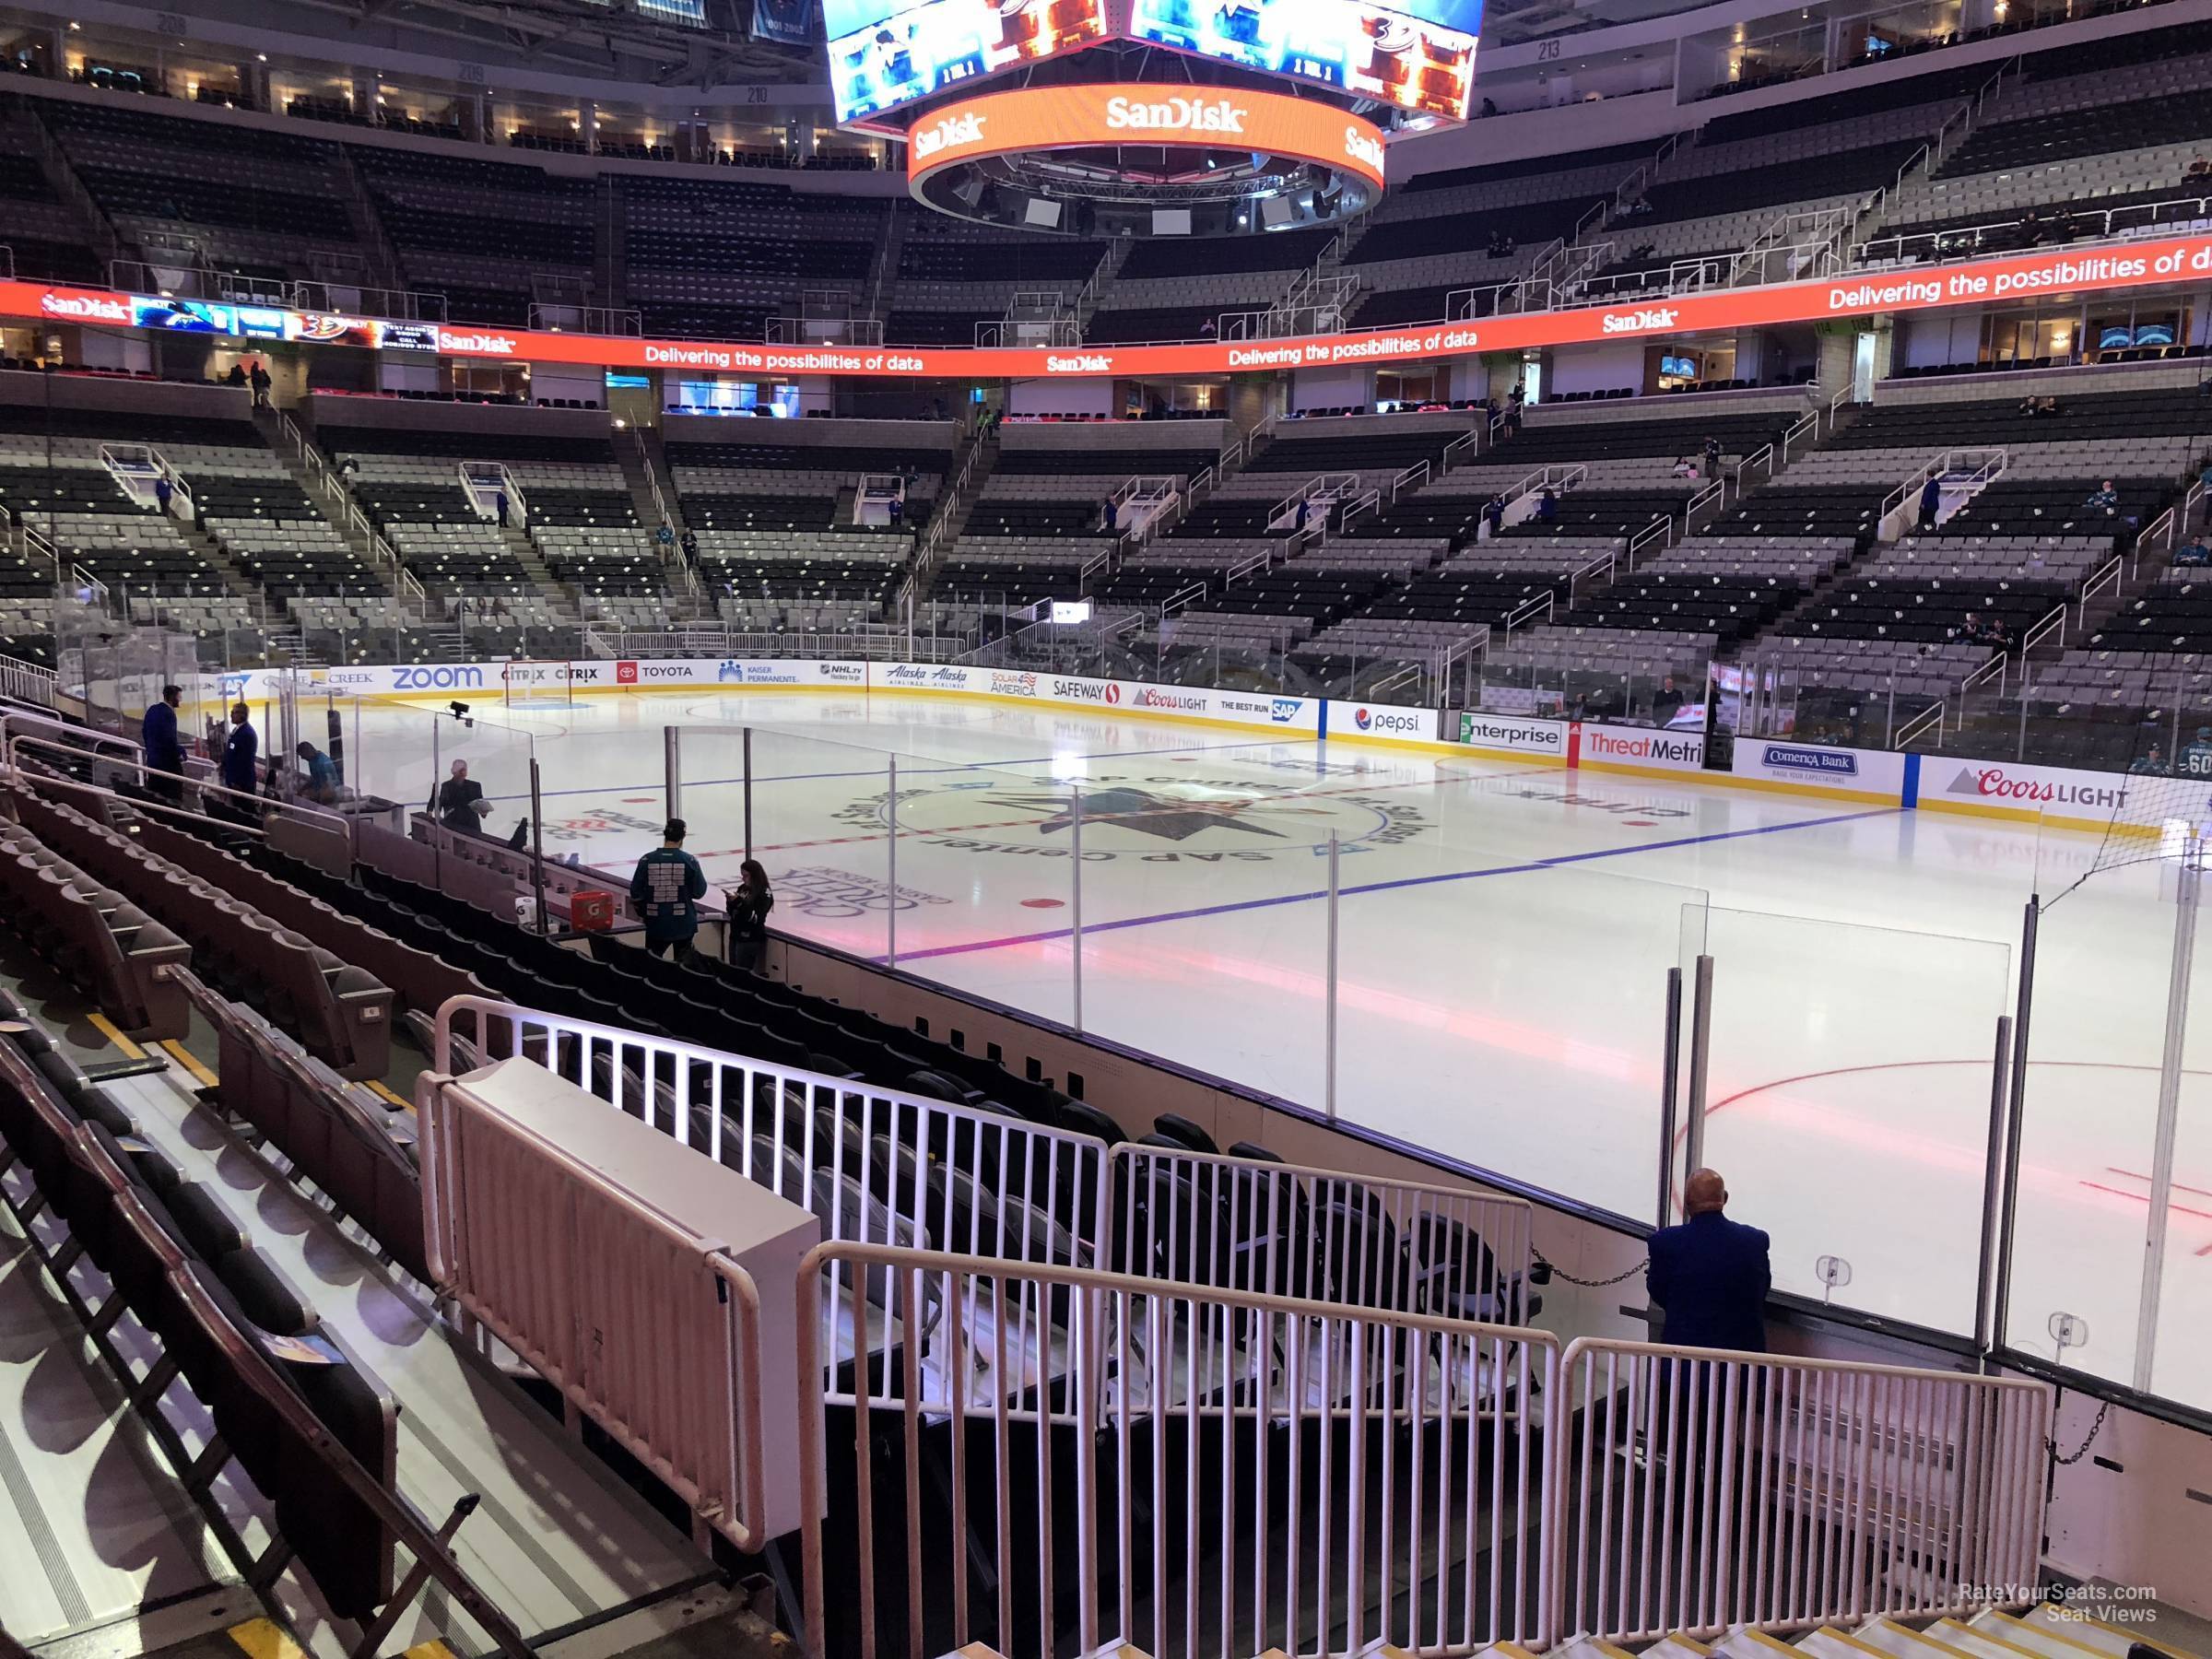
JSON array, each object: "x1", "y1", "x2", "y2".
[
  {"x1": 1575, "y1": 722, "x2": 1707, "y2": 773},
  {"x1": 1455, "y1": 712, "x2": 1569, "y2": 757},
  {"x1": 1731, "y1": 739, "x2": 1908, "y2": 802},
  {"x1": 1919, "y1": 755, "x2": 2212, "y2": 830},
  {"x1": 1328, "y1": 701, "x2": 1441, "y2": 744}
]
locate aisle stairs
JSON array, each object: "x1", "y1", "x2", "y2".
[{"x1": 934, "y1": 1605, "x2": 2206, "y2": 1659}]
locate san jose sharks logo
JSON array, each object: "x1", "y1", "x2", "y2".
[{"x1": 832, "y1": 774, "x2": 1430, "y2": 864}]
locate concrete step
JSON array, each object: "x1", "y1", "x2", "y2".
[{"x1": 1856, "y1": 1617, "x2": 1977, "y2": 1659}]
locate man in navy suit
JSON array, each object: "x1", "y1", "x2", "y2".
[{"x1": 1647, "y1": 1168, "x2": 1770, "y2": 1352}]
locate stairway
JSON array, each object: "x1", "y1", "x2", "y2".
[
  {"x1": 596, "y1": 171, "x2": 629, "y2": 315},
  {"x1": 618, "y1": 426, "x2": 683, "y2": 537},
  {"x1": 866, "y1": 197, "x2": 912, "y2": 324},
  {"x1": 502, "y1": 524, "x2": 579, "y2": 618},
  {"x1": 910, "y1": 429, "x2": 998, "y2": 601},
  {"x1": 247, "y1": 406, "x2": 404, "y2": 595},
  {"x1": 171, "y1": 515, "x2": 259, "y2": 603},
  {"x1": 334, "y1": 150, "x2": 406, "y2": 294}
]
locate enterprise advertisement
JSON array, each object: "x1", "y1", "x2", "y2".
[
  {"x1": 828, "y1": 0, "x2": 1108, "y2": 124},
  {"x1": 1127, "y1": 0, "x2": 1478, "y2": 119}
]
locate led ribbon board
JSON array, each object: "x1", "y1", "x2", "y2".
[{"x1": 905, "y1": 82, "x2": 1391, "y2": 197}]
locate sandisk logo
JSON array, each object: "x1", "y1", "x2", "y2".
[
  {"x1": 436, "y1": 329, "x2": 518, "y2": 354},
  {"x1": 1105, "y1": 94, "x2": 1249, "y2": 135},
  {"x1": 1047, "y1": 354, "x2": 1112, "y2": 373},
  {"x1": 1602, "y1": 308, "x2": 1679, "y2": 334},
  {"x1": 1343, "y1": 125, "x2": 1385, "y2": 172},
  {"x1": 41, "y1": 292, "x2": 128, "y2": 323},
  {"x1": 913, "y1": 110, "x2": 984, "y2": 158}
]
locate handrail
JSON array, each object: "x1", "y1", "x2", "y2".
[
  {"x1": 2020, "y1": 601, "x2": 2068, "y2": 657},
  {"x1": 1627, "y1": 516, "x2": 1674, "y2": 565},
  {"x1": 6, "y1": 732, "x2": 353, "y2": 841},
  {"x1": 1686, "y1": 477, "x2": 1724, "y2": 521},
  {"x1": 0, "y1": 653, "x2": 57, "y2": 707},
  {"x1": 1441, "y1": 429, "x2": 1482, "y2": 472},
  {"x1": 1504, "y1": 590, "x2": 1554, "y2": 633},
  {"x1": 2077, "y1": 555, "x2": 2124, "y2": 621},
  {"x1": 1882, "y1": 446, "x2": 2006, "y2": 531},
  {"x1": 1960, "y1": 650, "x2": 2009, "y2": 698},
  {"x1": 1780, "y1": 408, "x2": 1819, "y2": 464},
  {"x1": 1554, "y1": 1335, "x2": 2050, "y2": 1641},
  {"x1": 1894, "y1": 695, "x2": 1947, "y2": 747},
  {"x1": 797, "y1": 1241, "x2": 1560, "y2": 1659}
]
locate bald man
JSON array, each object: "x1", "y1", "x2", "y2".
[{"x1": 1647, "y1": 1168, "x2": 1771, "y2": 1353}]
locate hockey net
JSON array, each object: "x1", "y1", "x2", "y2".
[
  {"x1": 2053, "y1": 723, "x2": 2212, "y2": 903},
  {"x1": 501, "y1": 660, "x2": 578, "y2": 709}
]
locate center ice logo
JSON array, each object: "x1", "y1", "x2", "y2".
[{"x1": 830, "y1": 774, "x2": 1430, "y2": 863}]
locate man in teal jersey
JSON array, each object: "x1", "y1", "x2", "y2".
[{"x1": 630, "y1": 818, "x2": 708, "y2": 959}]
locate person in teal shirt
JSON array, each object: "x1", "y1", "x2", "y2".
[
  {"x1": 630, "y1": 818, "x2": 708, "y2": 959},
  {"x1": 294, "y1": 740, "x2": 339, "y2": 803}
]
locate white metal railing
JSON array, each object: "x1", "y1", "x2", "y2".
[
  {"x1": 1780, "y1": 409, "x2": 1820, "y2": 465},
  {"x1": 2020, "y1": 602, "x2": 2069, "y2": 658},
  {"x1": 1628, "y1": 517, "x2": 1675, "y2": 568},
  {"x1": 431, "y1": 997, "x2": 1112, "y2": 1268},
  {"x1": 1855, "y1": 192, "x2": 2212, "y2": 269},
  {"x1": 418, "y1": 1061, "x2": 771, "y2": 1551},
  {"x1": 1441, "y1": 429, "x2": 1482, "y2": 473},
  {"x1": 459, "y1": 462, "x2": 526, "y2": 529},
  {"x1": 2077, "y1": 557, "x2": 2125, "y2": 622},
  {"x1": 631, "y1": 424, "x2": 672, "y2": 541},
  {"x1": 1882, "y1": 448, "x2": 2006, "y2": 537},
  {"x1": 1554, "y1": 1339, "x2": 2050, "y2": 1641},
  {"x1": 0, "y1": 653, "x2": 57, "y2": 707},
  {"x1": 6, "y1": 732, "x2": 353, "y2": 842},
  {"x1": 1111, "y1": 1144, "x2": 1535, "y2": 1323},
  {"x1": 798, "y1": 1241, "x2": 1560, "y2": 1659},
  {"x1": 1894, "y1": 696, "x2": 1947, "y2": 748}
]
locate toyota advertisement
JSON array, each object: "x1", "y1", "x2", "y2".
[
  {"x1": 1128, "y1": 0, "x2": 1478, "y2": 119},
  {"x1": 828, "y1": 0, "x2": 1107, "y2": 124}
]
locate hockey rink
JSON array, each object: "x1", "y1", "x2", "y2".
[{"x1": 346, "y1": 686, "x2": 2208, "y2": 1402}]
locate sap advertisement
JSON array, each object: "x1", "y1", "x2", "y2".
[
  {"x1": 1129, "y1": 0, "x2": 1479, "y2": 119},
  {"x1": 827, "y1": 0, "x2": 1109, "y2": 124}
]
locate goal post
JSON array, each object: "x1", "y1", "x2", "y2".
[{"x1": 501, "y1": 660, "x2": 578, "y2": 709}]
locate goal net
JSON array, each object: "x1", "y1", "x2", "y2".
[
  {"x1": 501, "y1": 660, "x2": 577, "y2": 709},
  {"x1": 2051, "y1": 717, "x2": 2212, "y2": 903}
]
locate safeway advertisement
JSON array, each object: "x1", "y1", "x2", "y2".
[{"x1": 8, "y1": 231, "x2": 2209, "y2": 382}]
